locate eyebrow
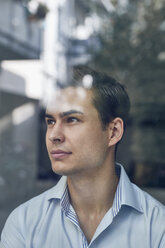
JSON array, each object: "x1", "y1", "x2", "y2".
[{"x1": 45, "y1": 110, "x2": 84, "y2": 119}]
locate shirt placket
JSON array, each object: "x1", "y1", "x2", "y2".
[
  {"x1": 65, "y1": 208, "x2": 89, "y2": 248},
  {"x1": 61, "y1": 187, "x2": 89, "y2": 248}
]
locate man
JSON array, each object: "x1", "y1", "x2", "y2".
[{"x1": 0, "y1": 68, "x2": 165, "y2": 248}]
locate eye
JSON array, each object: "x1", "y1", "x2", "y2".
[
  {"x1": 67, "y1": 117, "x2": 79, "y2": 123},
  {"x1": 46, "y1": 119, "x2": 55, "y2": 126}
]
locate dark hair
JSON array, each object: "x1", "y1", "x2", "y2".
[{"x1": 71, "y1": 67, "x2": 130, "y2": 129}]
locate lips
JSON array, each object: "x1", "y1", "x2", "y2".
[{"x1": 50, "y1": 149, "x2": 72, "y2": 159}]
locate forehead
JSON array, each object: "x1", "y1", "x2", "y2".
[{"x1": 46, "y1": 86, "x2": 94, "y2": 114}]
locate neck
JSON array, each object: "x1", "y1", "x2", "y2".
[
  {"x1": 67, "y1": 156, "x2": 119, "y2": 244},
  {"x1": 67, "y1": 161, "x2": 119, "y2": 215}
]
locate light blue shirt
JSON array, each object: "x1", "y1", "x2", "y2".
[{"x1": 1, "y1": 163, "x2": 165, "y2": 248}]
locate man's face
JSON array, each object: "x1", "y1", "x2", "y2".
[{"x1": 45, "y1": 87, "x2": 110, "y2": 177}]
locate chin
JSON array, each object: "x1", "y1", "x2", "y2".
[
  {"x1": 51, "y1": 160, "x2": 88, "y2": 177},
  {"x1": 51, "y1": 162, "x2": 73, "y2": 176},
  {"x1": 51, "y1": 166, "x2": 81, "y2": 177}
]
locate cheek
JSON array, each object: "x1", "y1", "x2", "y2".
[
  {"x1": 45, "y1": 132, "x2": 50, "y2": 150},
  {"x1": 72, "y1": 128, "x2": 109, "y2": 154}
]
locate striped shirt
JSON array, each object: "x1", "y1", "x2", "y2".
[{"x1": 1, "y1": 163, "x2": 165, "y2": 248}]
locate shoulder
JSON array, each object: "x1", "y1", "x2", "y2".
[
  {"x1": 11, "y1": 185, "x2": 58, "y2": 223},
  {"x1": 118, "y1": 163, "x2": 165, "y2": 216},
  {"x1": 1, "y1": 185, "x2": 57, "y2": 235},
  {"x1": 133, "y1": 184, "x2": 165, "y2": 246},
  {"x1": 0, "y1": 185, "x2": 58, "y2": 247},
  {"x1": 2, "y1": 176, "x2": 66, "y2": 231},
  {"x1": 133, "y1": 183, "x2": 165, "y2": 215},
  {"x1": 1, "y1": 177, "x2": 67, "y2": 247}
]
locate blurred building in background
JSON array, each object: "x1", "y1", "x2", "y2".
[
  {"x1": 0, "y1": 0, "x2": 100, "y2": 232},
  {"x1": 0, "y1": 0, "x2": 42, "y2": 60},
  {"x1": 0, "y1": 0, "x2": 165, "y2": 232},
  {"x1": 0, "y1": 0, "x2": 45, "y2": 231}
]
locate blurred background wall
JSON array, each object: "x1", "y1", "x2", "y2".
[{"x1": 0, "y1": 0, "x2": 165, "y2": 232}]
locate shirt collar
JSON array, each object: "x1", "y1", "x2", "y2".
[
  {"x1": 46, "y1": 163, "x2": 143, "y2": 214},
  {"x1": 114, "y1": 163, "x2": 143, "y2": 214},
  {"x1": 46, "y1": 176, "x2": 67, "y2": 201}
]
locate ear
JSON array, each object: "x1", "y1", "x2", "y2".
[{"x1": 108, "y1": 117, "x2": 124, "y2": 147}]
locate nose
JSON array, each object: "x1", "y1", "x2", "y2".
[{"x1": 48, "y1": 123, "x2": 65, "y2": 144}]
